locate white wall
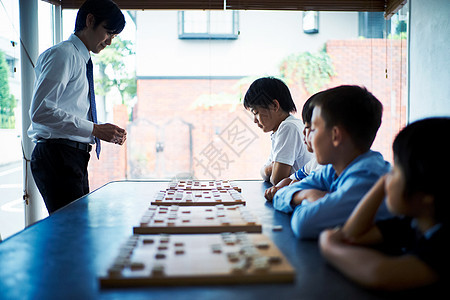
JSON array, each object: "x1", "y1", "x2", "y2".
[
  {"x1": 136, "y1": 10, "x2": 358, "y2": 77},
  {"x1": 409, "y1": 0, "x2": 450, "y2": 122}
]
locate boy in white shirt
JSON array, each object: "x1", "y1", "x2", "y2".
[
  {"x1": 243, "y1": 77, "x2": 313, "y2": 185},
  {"x1": 264, "y1": 92, "x2": 322, "y2": 201}
]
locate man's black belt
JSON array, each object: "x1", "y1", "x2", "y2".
[{"x1": 37, "y1": 138, "x2": 92, "y2": 153}]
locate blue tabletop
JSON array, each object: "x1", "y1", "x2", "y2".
[{"x1": 0, "y1": 180, "x2": 439, "y2": 299}]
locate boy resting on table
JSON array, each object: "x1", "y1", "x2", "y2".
[
  {"x1": 243, "y1": 77, "x2": 313, "y2": 185},
  {"x1": 272, "y1": 85, "x2": 392, "y2": 239},
  {"x1": 320, "y1": 118, "x2": 450, "y2": 291},
  {"x1": 264, "y1": 92, "x2": 323, "y2": 201}
]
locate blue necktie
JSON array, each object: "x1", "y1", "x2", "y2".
[{"x1": 87, "y1": 58, "x2": 101, "y2": 159}]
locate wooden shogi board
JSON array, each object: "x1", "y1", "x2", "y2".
[
  {"x1": 99, "y1": 233, "x2": 295, "y2": 287},
  {"x1": 133, "y1": 205, "x2": 262, "y2": 234},
  {"x1": 167, "y1": 180, "x2": 242, "y2": 192},
  {"x1": 151, "y1": 189, "x2": 245, "y2": 206}
]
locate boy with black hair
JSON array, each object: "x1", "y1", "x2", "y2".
[
  {"x1": 320, "y1": 118, "x2": 450, "y2": 290},
  {"x1": 272, "y1": 85, "x2": 392, "y2": 239},
  {"x1": 264, "y1": 92, "x2": 323, "y2": 201},
  {"x1": 244, "y1": 77, "x2": 313, "y2": 185},
  {"x1": 29, "y1": 0, "x2": 127, "y2": 214}
]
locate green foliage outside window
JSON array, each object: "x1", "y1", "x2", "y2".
[
  {"x1": 93, "y1": 36, "x2": 137, "y2": 107},
  {"x1": 0, "y1": 50, "x2": 16, "y2": 129},
  {"x1": 279, "y1": 47, "x2": 335, "y2": 95},
  {"x1": 388, "y1": 19, "x2": 407, "y2": 39},
  {"x1": 191, "y1": 47, "x2": 336, "y2": 110}
]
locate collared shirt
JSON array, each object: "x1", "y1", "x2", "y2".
[
  {"x1": 377, "y1": 217, "x2": 449, "y2": 282},
  {"x1": 273, "y1": 150, "x2": 392, "y2": 239},
  {"x1": 266, "y1": 115, "x2": 313, "y2": 174},
  {"x1": 28, "y1": 34, "x2": 94, "y2": 144}
]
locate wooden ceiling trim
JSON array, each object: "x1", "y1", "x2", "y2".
[{"x1": 41, "y1": 0, "x2": 408, "y2": 18}]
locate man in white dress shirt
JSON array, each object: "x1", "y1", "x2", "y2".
[{"x1": 28, "y1": 0, "x2": 127, "y2": 214}]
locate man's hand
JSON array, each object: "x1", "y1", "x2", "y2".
[{"x1": 92, "y1": 123, "x2": 127, "y2": 145}]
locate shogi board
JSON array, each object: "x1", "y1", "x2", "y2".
[
  {"x1": 168, "y1": 180, "x2": 242, "y2": 192},
  {"x1": 133, "y1": 205, "x2": 262, "y2": 234},
  {"x1": 151, "y1": 189, "x2": 245, "y2": 206},
  {"x1": 99, "y1": 233, "x2": 295, "y2": 287}
]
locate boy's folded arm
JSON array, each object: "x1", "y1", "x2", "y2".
[
  {"x1": 260, "y1": 163, "x2": 272, "y2": 182},
  {"x1": 272, "y1": 171, "x2": 327, "y2": 213},
  {"x1": 270, "y1": 161, "x2": 292, "y2": 185},
  {"x1": 272, "y1": 184, "x2": 302, "y2": 213},
  {"x1": 264, "y1": 178, "x2": 293, "y2": 201},
  {"x1": 319, "y1": 232, "x2": 439, "y2": 291},
  {"x1": 342, "y1": 176, "x2": 387, "y2": 241},
  {"x1": 272, "y1": 169, "x2": 329, "y2": 214},
  {"x1": 290, "y1": 174, "x2": 390, "y2": 239},
  {"x1": 295, "y1": 189, "x2": 327, "y2": 204}
]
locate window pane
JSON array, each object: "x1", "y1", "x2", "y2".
[
  {"x1": 113, "y1": 9, "x2": 407, "y2": 187},
  {"x1": 0, "y1": 0, "x2": 23, "y2": 239},
  {"x1": 38, "y1": 2, "x2": 53, "y2": 52},
  {"x1": 25, "y1": 8, "x2": 406, "y2": 192},
  {"x1": 210, "y1": 11, "x2": 234, "y2": 34},
  {"x1": 184, "y1": 11, "x2": 208, "y2": 33}
]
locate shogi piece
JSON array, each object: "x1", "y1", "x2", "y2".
[
  {"x1": 151, "y1": 189, "x2": 245, "y2": 206},
  {"x1": 134, "y1": 205, "x2": 262, "y2": 234},
  {"x1": 99, "y1": 233, "x2": 295, "y2": 287},
  {"x1": 168, "y1": 180, "x2": 242, "y2": 192}
]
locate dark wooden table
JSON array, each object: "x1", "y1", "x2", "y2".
[{"x1": 0, "y1": 180, "x2": 438, "y2": 299}]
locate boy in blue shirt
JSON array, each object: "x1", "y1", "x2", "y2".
[
  {"x1": 272, "y1": 85, "x2": 392, "y2": 239},
  {"x1": 320, "y1": 118, "x2": 450, "y2": 290}
]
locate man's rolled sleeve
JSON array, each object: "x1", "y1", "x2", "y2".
[{"x1": 77, "y1": 118, "x2": 95, "y2": 138}]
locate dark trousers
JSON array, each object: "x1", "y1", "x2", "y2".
[{"x1": 31, "y1": 143, "x2": 90, "y2": 214}]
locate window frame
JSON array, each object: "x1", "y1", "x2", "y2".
[{"x1": 178, "y1": 10, "x2": 239, "y2": 40}]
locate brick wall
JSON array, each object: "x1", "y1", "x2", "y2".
[
  {"x1": 88, "y1": 104, "x2": 128, "y2": 191},
  {"x1": 131, "y1": 78, "x2": 270, "y2": 180},
  {"x1": 326, "y1": 39, "x2": 408, "y2": 161},
  {"x1": 88, "y1": 39, "x2": 407, "y2": 188}
]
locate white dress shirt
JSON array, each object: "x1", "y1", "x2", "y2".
[{"x1": 28, "y1": 34, "x2": 94, "y2": 144}]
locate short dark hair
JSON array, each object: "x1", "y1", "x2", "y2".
[
  {"x1": 75, "y1": 0, "x2": 125, "y2": 34},
  {"x1": 393, "y1": 117, "x2": 450, "y2": 225},
  {"x1": 302, "y1": 91, "x2": 323, "y2": 125},
  {"x1": 313, "y1": 85, "x2": 382, "y2": 151},
  {"x1": 243, "y1": 77, "x2": 297, "y2": 113}
]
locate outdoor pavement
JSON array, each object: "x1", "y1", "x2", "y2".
[
  {"x1": 0, "y1": 129, "x2": 22, "y2": 166},
  {"x1": 0, "y1": 130, "x2": 23, "y2": 240},
  {"x1": 0, "y1": 160, "x2": 24, "y2": 240}
]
